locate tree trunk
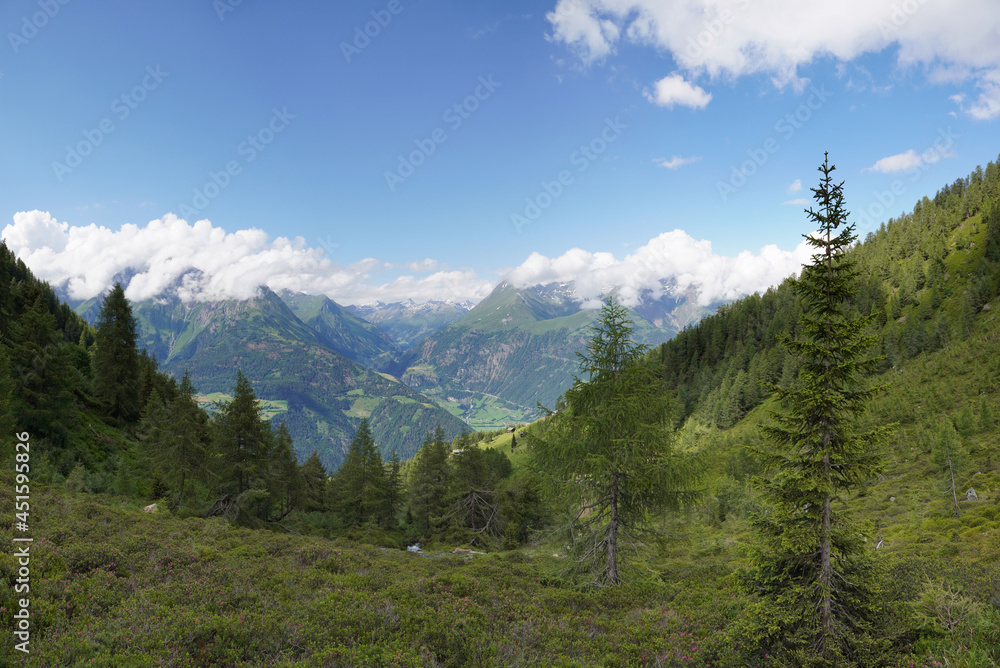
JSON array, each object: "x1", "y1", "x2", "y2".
[
  {"x1": 947, "y1": 449, "x2": 960, "y2": 518},
  {"x1": 820, "y1": 462, "x2": 833, "y2": 650},
  {"x1": 607, "y1": 473, "x2": 619, "y2": 585},
  {"x1": 173, "y1": 469, "x2": 185, "y2": 512}
]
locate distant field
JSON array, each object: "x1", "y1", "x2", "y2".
[{"x1": 196, "y1": 393, "x2": 289, "y2": 420}]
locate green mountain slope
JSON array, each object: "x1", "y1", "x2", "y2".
[
  {"x1": 392, "y1": 282, "x2": 712, "y2": 428},
  {"x1": 280, "y1": 290, "x2": 398, "y2": 369},
  {"x1": 127, "y1": 287, "x2": 466, "y2": 469}
]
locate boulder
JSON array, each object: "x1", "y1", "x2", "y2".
[{"x1": 966, "y1": 488, "x2": 979, "y2": 502}]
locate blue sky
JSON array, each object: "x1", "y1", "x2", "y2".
[{"x1": 2, "y1": 0, "x2": 999, "y2": 305}]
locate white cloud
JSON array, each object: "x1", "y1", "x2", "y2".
[
  {"x1": 1, "y1": 211, "x2": 493, "y2": 306},
  {"x1": 655, "y1": 155, "x2": 702, "y2": 170},
  {"x1": 961, "y1": 70, "x2": 1000, "y2": 120},
  {"x1": 864, "y1": 144, "x2": 955, "y2": 173},
  {"x1": 506, "y1": 229, "x2": 813, "y2": 307},
  {"x1": 782, "y1": 198, "x2": 809, "y2": 206},
  {"x1": 865, "y1": 149, "x2": 923, "y2": 173},
  {"x1": 548, "y1": 0, "x2": 1000, "y2": 117},
  {"x1": 643, "y1": 74, "x2": 712, "y2": 109},
  {"x1": 787, "y1": 179, "x2": 802, "y2": 193},
  {"x1": 1, "y1": 213, "x2": 813, "y2": 311},
  {"x1": 407, "y1": 258, "x2": 439, "y2": 273}
]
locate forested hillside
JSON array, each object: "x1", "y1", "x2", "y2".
[{"x1": 655, "y1": 157, "x2": 1000, "y2": 430}]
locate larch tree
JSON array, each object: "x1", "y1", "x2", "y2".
[
  {"x1": 94, "y1": 283, "x2": 141, "y2": 424},
  {"x1": 741, "y1": 153, "x2": 894, "y2": 665},
  {"x1": 530, "y1": 296, "x2": 701, "y2": 587}
]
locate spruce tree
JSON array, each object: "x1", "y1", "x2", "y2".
[
  {"x1": 383, "y1": 449, "x2": 404, "y2": 527},
  {"x1": 213, "y1": 370, "x2": 271, "y2": 495},
  {"x1": 408, "y1": 427, "x2": 452, "y2": 536},
  {"x1": 531, "y1": 297, "x2": 701, "y2": 586},
  {"x1": 933, "y1": 420, "x2": 965, "y2": 519},
  {"x1": 300, "y1": 450, "x2": 328, "y2": 512},
  {"x1": 980, "y1": 396, "x2": 995, "y2": 432},
  {"x1": 10, "y1": 295, "x2": 75, "y2": 445},
  {"x1": 0, "y1": 339, "x2": 14, "y2": 441},
  {"x1": 152, "y1": 371, "x2": 212, "y2": 509},
  {"x1": 741, "y1": 154, "x2": 894, "y2": 664},
  {"x1": 269, "y1": 422, "x2": 301, "y2": 519},
  {"x1": 333, "y1": 418, "x2": 386, "y2": 526},
  {"x1": 94, "y1": 283, "x2": 141, "y2": 424}
]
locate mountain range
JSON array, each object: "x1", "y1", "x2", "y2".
[
  {"x1": 388, "y1": 280, "x2": 716, "y2": 428},
  {"x1": 68, "y1": 275, "x2": 715, "y2": 466}
]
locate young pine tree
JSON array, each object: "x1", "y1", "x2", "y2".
[
  {"x1": 741, "y1": 154, "x2": 895, "y2": 665},
  {"x1": 933, "y1": 420, "x2": 965, "y2": 519},
  {"x1": 980, "y1": 396, "x2": 996, "y2": 432},
  {"x1": 93, "y1": 283, "x2": 141, "y2": 424},
  {"x1": 531, "y1": 296, "x2": 701, "y2": 586}
]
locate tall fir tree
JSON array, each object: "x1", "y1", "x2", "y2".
[
  {"x1": 94, "y1": 283, "x2": 141, "y2": 424},
  {"x1": 531, "y1": 296, "x2": 701, "y2": 586},
  {"x1": 741, "y1": 154, "x2": 894, "y2": 665}
]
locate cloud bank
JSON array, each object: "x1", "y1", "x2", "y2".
[
  {"x1": 4, "y1": 212, "x2": 812, "y2": 309},
  {"x1": 547, "y1": 0, "x2": 1000, "y2": 119},
  {"x1": 505, "y1": 229, "x2": 813, "y2": 307},
  {"x1": 2, "y1": 211, "x2": 493, "y2": 306}
]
